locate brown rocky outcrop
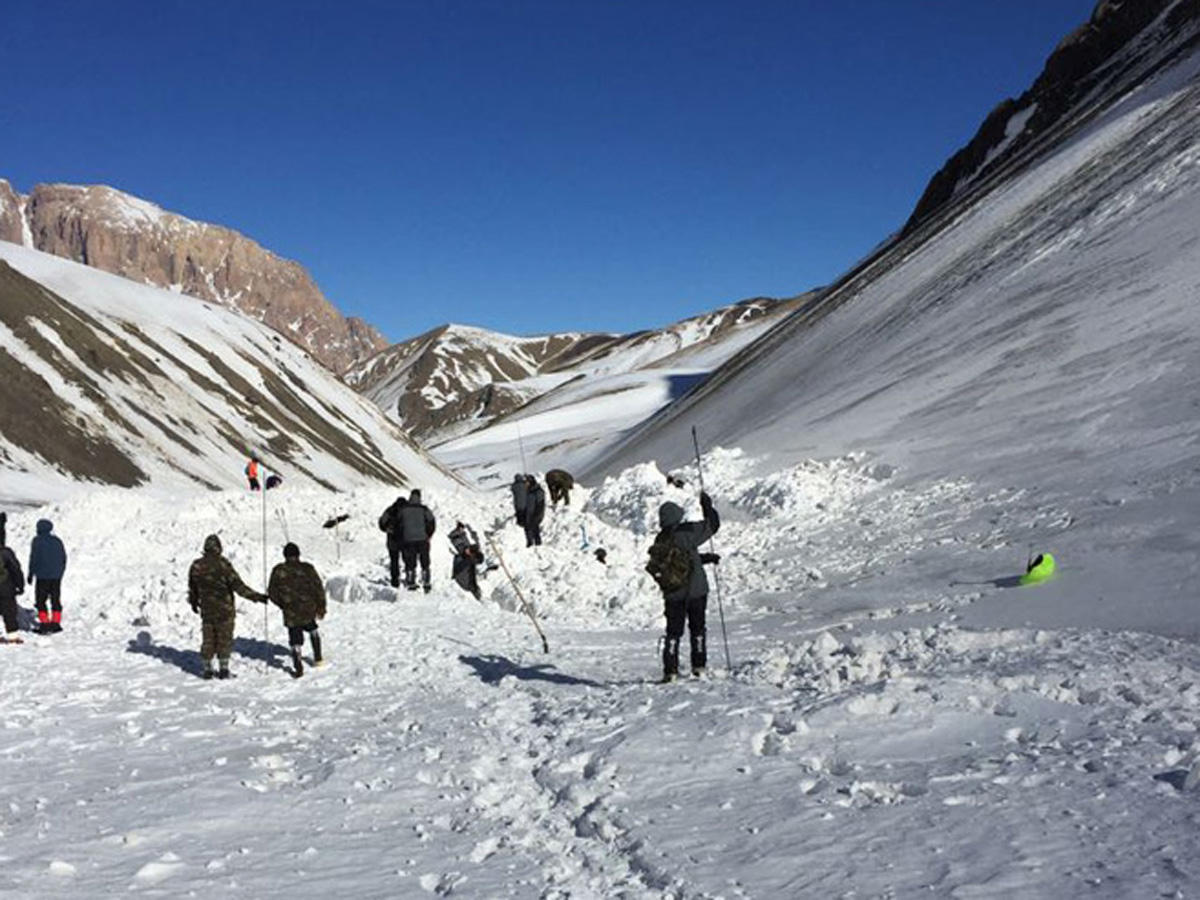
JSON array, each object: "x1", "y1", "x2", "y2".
[
  {"x1": 0, "y1": 180, "x2": 25, "y2": 245},
  {"x1": 1, "y1": 181, "x2": 387, "y2": 372}
]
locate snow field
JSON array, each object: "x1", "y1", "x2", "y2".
[{"x1": 2, "y1": 449, "x2": 1200, "y2": 896}]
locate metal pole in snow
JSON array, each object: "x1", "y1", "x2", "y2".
[{"x1": 692, "y1": 426, "x2": 732, "y2": 672}]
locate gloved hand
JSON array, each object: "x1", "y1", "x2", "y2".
[
  {"x1": 700, "y1": 491, "x2": 713, "y2": 509},
  {"x1": 190, "y1": 601, "x2": 200, "y2": 614},
  {"x1": 256, "y1": 592, "x2": 270, "y2": 605},
  {"x1": 699, "y1": 552, "x2": 720, "y2": 565},
  {"x1": 27, "y1": 575, "x2": 35, "y2": 588}
]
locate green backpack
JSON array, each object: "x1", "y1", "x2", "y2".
[{"x1": 646, "y1": 530, "x2": 692, "y2": 594}]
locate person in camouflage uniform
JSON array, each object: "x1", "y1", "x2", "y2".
[
  {"x1": 187, "y1": 534, "x2": 267, "y2": 679},
  {"x1": 267, "y1": 542, "x2": 327, "y2": 678}
]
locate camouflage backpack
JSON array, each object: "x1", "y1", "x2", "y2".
[{"x1": 646, "y1": 530, "x2": 692, "y2": 595}]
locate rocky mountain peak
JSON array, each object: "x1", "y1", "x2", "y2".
[{"x1": 0, "y1": 178, "x2": 387, "y2": 373}]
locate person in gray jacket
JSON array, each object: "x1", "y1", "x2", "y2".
[
  {"x1": 27, "y1": 519, "x2": 68, "y2": 633},
  {"x1": 651, "y1": 492, "x2": 720, "y2": 681},
  {"x1": 399, "y1": 489, "x2": 436, "y2": 592}
]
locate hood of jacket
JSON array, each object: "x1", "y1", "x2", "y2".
[
  {"x1": 36, "y1": 519, "x2": 54, "y2": 535},
  {"x1": 658, "y1": 502, "x2": 684, "y2": 529},
  {"x1": 203, "y1": 534, "x2": 223, "y2": 556}
]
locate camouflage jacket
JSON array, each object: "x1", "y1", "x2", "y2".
[
  {"x1": 187, "y1": 535, "x2": 264, "y2": 622},
  {"x1": 267, "y1": 559, "x2": 327, "y2": 627}
]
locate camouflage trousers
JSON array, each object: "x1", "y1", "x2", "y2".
[{"x1": 200, "y1": 618, "x2": 235, "y2": 662}]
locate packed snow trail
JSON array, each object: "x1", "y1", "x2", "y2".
[{"x1": 2, "y1": 454, "x2": 1200, "y2": 897}]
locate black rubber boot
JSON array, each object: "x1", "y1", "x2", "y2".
[
  {"x1": 311, "y1": 632, "x2": 323, "y2": 666},
  {"x1": 690, "y1": 633, "x2": 707, "y2": 675},
  {"x1": 662, "y1": 637, "x2": 680, "y2": 683},
  {"x1": 291, "y1": 647, "x2": 304, "y2": 678}
]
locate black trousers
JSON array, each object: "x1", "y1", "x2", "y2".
[
  {"x1": 35, "y1": 578, "x2": 62, "y2": 614},
  {"x1": 664, "y1": 595, "x2": 708, "y2": 673},
  {"x1": 1, "y1": 591, "x2": 17, "y2": 634},
  {"x1": 524, "y1": 521, "x2": 542, "y2": 547},
  {"x1": 387, "y1": 542, "x2": 401, "y2": 587},
  {"x1": 400, "y1": 541, "x2": 431, "y2": 586}
]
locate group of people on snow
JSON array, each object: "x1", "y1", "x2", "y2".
[
  {"x1": 1, "y1": 512, "x2": 69, "y2": 644},
  {"x1": 4, "y1": 459, "x2": 724, "y2": 685},
  {"x1": 186, "y1": 536, "x2": 327, "y2": 679}
]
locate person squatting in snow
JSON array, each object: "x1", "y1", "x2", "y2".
[
  {"x1": 187, "y1": 534, "x2": 268, "y2": 679},
  {"x1": 449, "y1": 521, "x2": 484, "y2": 600},
  {"x1": 522, "y1": 475, "x2": 546, "y2": 547},
  {"x1": 647, "y1": 492, "x2": 721, "y2": 681},
  {"x1": 267, "y1": 542, "x2": 327, "y2": 678},
  {"x1": 1, "y1": 520, "x2": 26, "y2": 644},
  {"x1": 27, "y1": 519, "x2": 67, "y2": 634},
  {"x1": 545, "y1": 468, "x2": 574, "y2": 507}
]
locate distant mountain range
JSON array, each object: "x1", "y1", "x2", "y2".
[
  {"x1": 343, "y1": 294, "x2": 813, "y2": 447},
  {"x1": 0, "y1": 181, "x2": 386, "y2": 373}
]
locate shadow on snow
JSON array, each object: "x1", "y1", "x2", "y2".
[
  {"x1": 125, "y1": 630, "x2": 291, "y2": 676},
  {"x1": 459, "y1": 653, "x2": 603, "y2": 688}
]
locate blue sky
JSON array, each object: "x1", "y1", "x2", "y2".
[{"x1": 2, "y1": 0, "x2": 1093, "y2": 341}]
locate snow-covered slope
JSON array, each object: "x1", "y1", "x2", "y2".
[
  {"x1": 345, "y1": 295, "x2": 808, "y2": 447},
  {"x1": 0, "y1": 242, "x2": 459, "y2": 504}
]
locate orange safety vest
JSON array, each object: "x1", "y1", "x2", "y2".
[{"x1": 246, "y1": 460, "x2": 259, "y2": 479}]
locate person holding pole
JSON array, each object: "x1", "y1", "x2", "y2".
[{"x1": 646, "y1": 491, "x2": 720, "y2": 682}]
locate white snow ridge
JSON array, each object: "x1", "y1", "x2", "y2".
[{"x1": 2, "y1": 16, "x2": 1200, "y2": 900}]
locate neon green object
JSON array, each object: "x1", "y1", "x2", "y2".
[{"x1": 1019, "y1": 552, "x2": 1056, "y2": 586}]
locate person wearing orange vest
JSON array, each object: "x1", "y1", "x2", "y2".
[{"x1": 245, "y1": 455, "x2": 261, "y2": 491}]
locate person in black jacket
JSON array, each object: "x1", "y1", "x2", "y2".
[
  {"x1": 523, "y1": 476, "x2": 545, "y2": 547},
  {"x1": 545, "y1": 469, "x2": 574, "y2": 507},
  {"x1": 378, "y1": 496, "x2": 408, "y2": 588},
  {"x1": 27, "y1": 519, "x2": 68, "y2": 633},
  {"x1": 399, "y1": 489, "x2": 436, "y2": 592},
  {"x1": 448, "y1": 521, "x2": 483, "y2": 600},
  {"x1": 511, "y1": 474, "x2": 528, "y2": 527},
  {"x1": 653, "y1": 492, "x2": 720, "y2": 681},
  {"x1": 1, "y1": 533, "x2": 25, "y2": 644}
]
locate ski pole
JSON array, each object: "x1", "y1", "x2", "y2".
[
  {"x1": 516, "y1": 422, "x2": 529, "y2": 475},
  {"x1": 486, "y1": 534, "x2": 550, "y2": 653},
  {"x1": 692, "y1": 426, "x2": 732, "y2": 672}
]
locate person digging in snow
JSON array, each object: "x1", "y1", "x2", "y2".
[
  {"x1": 0, "y1": 531, "x2": 26, "y2": 644},
  {"x1": 448, "y1": 521, "x2": 484, "y2": 600},
  {"x1": 187, "y1": 534, "x2": 268, "y2": 679},
  {"x1": 511, "y1": 474, "x2": 528, "y2": 527},
  {"x1": 267, "y1": 542, "x2": 327, "y2": 677},
  {"x1": 646, "y1": 492, "x2": 721, "y2": 682},
  {"x1": 545, "y1": 469, "x2": 574, "y2": 507},
  {"x1": 399, "y1": 489, "x2": 436, "y2": 592},
  {"x1": 523, "y1": 475, "x2": 546, "y2": 547},
  {"x1": 378, "y1": 495, "x2": 408, "y2": 588},
  {"x1": 27, "y1": 519, "x2": 67, "y2": 634}
]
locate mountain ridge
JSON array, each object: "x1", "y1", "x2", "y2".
[{"x1": 0, "y1": 179, "x2": 387, "y2": 374}]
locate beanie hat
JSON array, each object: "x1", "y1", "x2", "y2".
[{"x1": 283, "y1": 542, "x2": 301, "y2": 559}]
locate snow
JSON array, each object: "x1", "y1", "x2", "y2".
[{"x1": 1, "y1": 31, "x2": 1199, "y2": 900}]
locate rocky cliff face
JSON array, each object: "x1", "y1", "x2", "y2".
[
  {"x1": 905, "y1": 0, "x2": 1200, "y2": 233},
  {"x1": 0, "y1": 180, "x2": 387, "y2": 373},
  {"x1": 345, "y1": 294, "x2": 810, "y2": 444}
]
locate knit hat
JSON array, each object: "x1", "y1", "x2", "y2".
[{"x1": 283, "y1": 542, "x2": 301, "y2": 559}]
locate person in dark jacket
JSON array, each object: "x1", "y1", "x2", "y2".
[
  {"x1": 1, "y1": 535, "x2": 25, "y2": 644},
  {"x1": 653, "y1": 492, "x2": 720, "y2": 681},
  {"x1": 0, "y1": 511, "x2": 6, "y2": 547},
  {"x1": 545, "y1": 469, "x2": 575, "y2": 507},
  {"x1": 27, "y1": 519, "x2": 67, "y2": 633},
  {"x1": 511, "y1": 474, "x2": 528, "y2": 527},
  {"x1": 399, "y1": 489, "x2": 436, "y2": 592},
  {"x1": 448, "y1": 521, "x2": 483, "y2": 600},
  {"x1": 267, "y1": 542, "x2": 327, "y2": 678},
  {"x1": 378, "y1": 496, "x2": 408, "y2": 587},
  {"x1": 187, "y1": 534, "x2": 268, "y2": 679},
  {"x1": 523, "y1": 475, "x2": 546, "y2": 547}
]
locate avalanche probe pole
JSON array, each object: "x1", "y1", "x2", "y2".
[
  {"x1": 261, "y1": 472, "x2": 270, "y2": 672},
  {"x1": 486, "y1": 534, "x2": 550, "y2": 653},
  {"x1": 692, "y1": 426, "x2": 732, "y2": 672},
  {"x1": 516, "y1": 422, "x2": 529, "y2": 475}
]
